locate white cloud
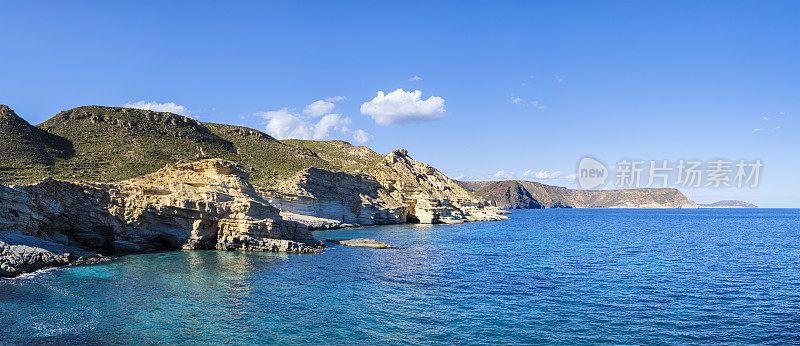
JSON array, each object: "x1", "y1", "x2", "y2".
[
  {"x1": 754, "y1": 128, "x2": 763, "y2": 132},
  {"x1": 510, "y1": 96, "x2": 545, "y2": 109},
  {"x1": 409, "y1": 75, "x2": 422, "y2": 81},
  {"x1": 315, "y1": 114, "x2": 351, "y2": 138},
  {"x1": 763, "y1": 116, "x2": 770, "y2": 121},
  {"x1": 257, "y1": 108, "x2": 352, "y2": 140},
  {"x1": 555, "y1": 75, "x2": 564, "y2": 84},
  {"x1": 352, "y1": 129, "x2": 374, "y2": 144},
  {"x1": 521, "y1": 170, "x2": 562, "y2": 179},
  {"x1": 257, "y1": 101, "x2": 375, "y2": 144},
  {"x1": 492, "y1": 170, "x2": 515, "y2": 180},
  {"x1": 565, "y1": 173, "x2": 578, "y2": 181},
  {"x1": 303, "y1": 100, "x2": 336, "y2": 117},
  {"x1": 360, "y1": 89, "x2": 446, "y2": 125},
  {"x1": 123, "y1": 100, "x2": 190, "y2": 116},
  {"x1": 302, "y1": 97, "x2": 347, "y2": 117}
]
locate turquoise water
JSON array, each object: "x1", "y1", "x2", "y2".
[{"x1": 2, "y1": 209, "x2": 800, "y2": 344}]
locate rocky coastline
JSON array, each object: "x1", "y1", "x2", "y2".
[{"x1": 1, "y1": 154, "x2": 507, "y2": 277}]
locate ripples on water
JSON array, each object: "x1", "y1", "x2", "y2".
[{"x1": 1, "y1": 209, "x2": 799, "y2": 344}]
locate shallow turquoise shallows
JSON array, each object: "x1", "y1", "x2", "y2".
[{"x1": 2, "y1": 209, "x2": 800, "y2": 344}]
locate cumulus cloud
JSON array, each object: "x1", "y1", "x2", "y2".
[
  {"x1": 352, "y1": 129, "x2": 374, "y2": 145},
  {"x1": 492, "y1": 170, "x2": 516, "y2": 180},
  {"x1": 360, "y1": 89, "x2": 446, "y2": 125},
  {"x1": 302, "y1": 97, "x2": 348, "y2": 117},
  {"x1": 258, "y1": 98, "x2": 372, "y2": 144},
  {"x1": 409, "y1": 75, "x2": 422, "y2": 81},
  {"x1": 257, "y1": 108, "x2": 351, "y2": 140},
  {"x1": 564, "y1": 173, "x2": 578, "y2": 181},
  {"x1": 303, "y1": 100, "x2": 336, "y2": 117},
  {"x1": 521, "y1": 170, "x2": 562, "y2": 179},
  {"x1": 123, "y1": 100, "x2": 190, "y2": 116}
]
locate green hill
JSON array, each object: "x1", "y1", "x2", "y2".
[
  {"x1": 282, "y1": 139, "x2": 383, "y2": 173},
  {"x1": 0, "y1": 105, "x2": 382, "y2": 187},
  {"x1": 0, "y1": 105, "x2": 73, "y2": 167}
]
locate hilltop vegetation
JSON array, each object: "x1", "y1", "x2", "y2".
[
  {"x1": 282, "y1": 139, "x2": 383, "y2": 173},
  {"x1": 0, "y1": 105, "x2": 384, "y2": 187},
  {"x1": 0, "y1": 105, "x2": 73, "y2": 167}
]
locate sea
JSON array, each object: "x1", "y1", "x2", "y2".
[{"x1": 2, "y1": 209, "x2": 799, "y2": 344}]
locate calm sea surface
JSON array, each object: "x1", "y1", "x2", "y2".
[{"x1": 2, "y1": 209, "x2": 800, "y2": 344}]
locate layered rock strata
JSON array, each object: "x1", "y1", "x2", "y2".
[
  {"x1": 268, "y1": 150, "x2": 507, "y2": 227},
  {"x1": 0, "y1": 159, "x2": 323, "y2": 277}
]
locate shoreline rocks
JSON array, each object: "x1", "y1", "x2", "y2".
[
  {"x1": 326, "y1": 238, "x2": 395, "y2": 249},
  {"x1": 0, "y1": 233, "x2": 104, "y2": 277},
  {"x1": 1, "y1": 154, "x2": 509, "y2": 277},
  {"x1": 0, "y1": 159, "x2": 324, "y2": 277}
]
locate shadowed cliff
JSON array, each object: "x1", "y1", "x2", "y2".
[{"x1": 460, "y1": 180, "x2": 696, "y2": 209}]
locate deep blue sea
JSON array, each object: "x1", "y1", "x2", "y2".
[{"x1": 2, "y1": 209, "x2": 800, "y2": 344}]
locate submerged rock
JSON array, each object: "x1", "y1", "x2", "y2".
[{"x1": 326, "y1": 238, "x2": 394, "y2": 249}]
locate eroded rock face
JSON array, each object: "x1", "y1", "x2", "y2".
[
  {"x1": 269, "y1": 150, "x2": 507, "y2": 226},
  {"x1": 0, "y1": 159, "x2": 322, "y2": 276},
  {"x1": 268, "y1": 167, "x2": 407, "y2": 228},
  {"x1": 464, "y1": 180, "x2": 697, "y2": 209}
]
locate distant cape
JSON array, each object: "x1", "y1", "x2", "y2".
[{"x1": 698, "y1": 200, "x2": 757, "y2": 208}]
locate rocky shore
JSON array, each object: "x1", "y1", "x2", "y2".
[{"x1": 0, "y1": 154, "x2": 507, "y2": 277}]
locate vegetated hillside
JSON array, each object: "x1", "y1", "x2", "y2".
[
  {"x1": 37, "y1": 106, "x2": 238, "y2": 182},
  {"x1": 0, "y1": 105, "x2": 73, "y2": 167},
  {"x1": 0, "y1": 105, "x2": 384, "y2": 187},
  {"x1": 282, "y1": 139, "x2": 383, "y2": 174},
  {"x1": 462, "y1": 180, "x2": 696, "y2": 209},
  {"x1": 203, "y1": 123, "x2": 334, "y2": 185}
]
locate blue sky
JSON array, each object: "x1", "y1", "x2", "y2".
[{"x1": 1, "y1": 1, "x2": 798, "y2": 207}]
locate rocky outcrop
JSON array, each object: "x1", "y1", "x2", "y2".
[
  {"x1": 464, "y1": 180, "x2": 696, "y2": 209},
  {"x1": 267, "y1": 167, "x2": 407, "y2": 228},
  {"x1": 369, "y1": 150, "x2": 507, "y2": 224},
  {"x1": 0, "y1": 159, "x2": 323, "y2": 277},
  {"x1": 267, "y1": 150, "x2": 507, "y2": 227},
  {"x1": 326, "y1": 238, "x2": 394, "y2": 249},
  {"x1": 0, "y1": 233, "x2": 102, "y2": 277}
]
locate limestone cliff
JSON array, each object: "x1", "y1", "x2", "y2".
[
  {"x1": 0, "y1": 159, "x2": 322, "y2": 277},
  {"x1": 267, "y1": 150, "x2": 507, "y2": 227},
  {"x1": 0, "y1": 104, "x2": 510, "y2": 276},
  {"x1": 463, "y1": 180, "x2": 696, "y2": 209}
]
